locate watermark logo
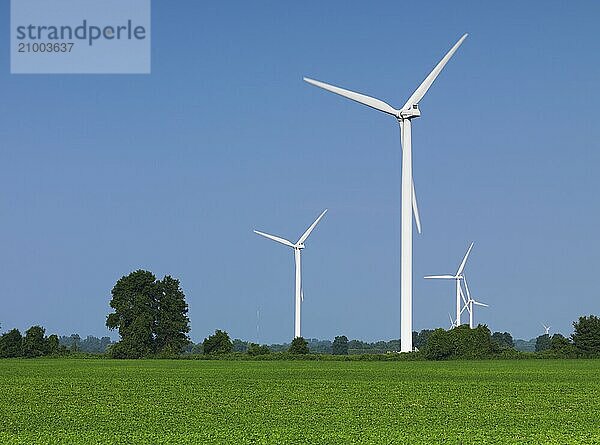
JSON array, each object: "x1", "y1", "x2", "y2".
[{"x1": 11, "y1": 0, "x2": 151, "y2": 74}]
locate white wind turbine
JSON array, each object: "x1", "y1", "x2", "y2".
[
  {"x1": 542, "y1": 323, "x2": 551, "y2": 336},
  {"x1": 254, "y1": 209, "x2": 327, "y2": 339},
  {"x1": 448, "y1": 313, "x2": 456, "y2": 329},
  {"x1": 461, "y1": 275, "x2": 488, "y2": 328},
  {"x1": 304, "y1": 34, "x2": 468, "y2": 352},
  {"x1": 425, "y1": 242, "x2": 474, "y2": 328}
]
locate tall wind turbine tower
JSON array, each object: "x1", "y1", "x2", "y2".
[
  {"x1": 304, "y1": 35, "x2": 468, "y2": 352},
  {"x1": 254, "y1": 210, "x2": 327, "y2": 339}
]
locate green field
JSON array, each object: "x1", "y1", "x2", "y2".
[{"x1": 1, "y1": 359, "x2": 599, "y2": 444}]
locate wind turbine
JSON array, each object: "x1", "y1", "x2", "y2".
[
  {"x1": 542, "y1": 323, "x2": 551, "y2": 336},
  {"x1": 448, "y1": 313, "x2": 457, "y2": 329},
  {"x1": 304, "y1": 34, "x2": 468, "y2": 352},
  {"x1": 254, "y1": 209, "x2": 327, "y2": 339},
  {"x1": 425, "y1": 242, "x2": 474, "y2": 328},
  {"x1": 461, "y1": 275, "x2": 488, "y2": 328}
]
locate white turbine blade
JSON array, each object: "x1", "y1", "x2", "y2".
[
  {"x1": 462, "y1": 275, "x2": 472, "y2": 302},
  {"x1": 542, "y1": 323, "x2": 548, "y2": 330},
  {"x1": 253, "y1": 230, "x2": 295, "y2": 248},
  {"x1": 401, "y1": 120, "x2": 422, "y2": 234},
  {"x1": 424, "y1": 275, "x2": 455, "y2": 279},
  {"x1": 412, "y1": 180, "x2": 422, "y2": 234},
  {"x1": 304, "y1": 77, "x2": 399, "y2": 117},
  {"x1": 459, "y1": 285, "x2": 469, "y2": 307},
  {"x1": 460, "y1": 303, "x2": 470, "y2": 315},
  {"x1": 456, "y1": 242, "x2": 474, "y2": 276},
  {"x1": 473, "y1": 300, "x2": 488, "y2": 307},
  {"x1": 402, "y1": 33, "x2": 468, "y2": 110},
  {"x1": 448, "y1": 313, "x2": 455, "y2": 328},
  {"x1": 297, "y1": 209, "x2": 327, "y2": 245},
  {"x1": 301, "y1": 288, "x2": 304, "y2": 302}
]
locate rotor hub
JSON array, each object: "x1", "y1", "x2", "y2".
[{"x1": 399, "y1": 104, "x2": 421, "y2": 119}]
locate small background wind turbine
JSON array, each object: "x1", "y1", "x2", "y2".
[
  {"x1": 425, "y1": 242, "x2": 474, "y2": 327},
  {"x1": 542, "y1": 323, "x2": 551, "y2": 336},
  {"x1": 254, "y1": 209, "x2": 327, "y2": 339},
  {"x1": 461, "y1": 275, "x2": 488, "y2": 328},
  {"x1": 305, "y1": 34, "x2": 468, "y2": 352}
]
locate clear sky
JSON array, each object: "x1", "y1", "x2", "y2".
[{"x1": 1, "y1": 1, "x2": 599, "y2": 343}]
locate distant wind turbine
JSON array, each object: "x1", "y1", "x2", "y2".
[
  {"x1": 304, "y1": 34, "x2": 468, "y2": 352},
  {"x1": 448, "y1": 313, "x2": 456, "y2": 329},
  {"x1": 542, "y1": 323, "x2": 551, "y2": 336},
  {"x1": 254, "y1": 210, "x2": 327, "y2": 339},
  {"x1": 425, "y1": 242, "x2": 474, "y2": 327},
  {"x1": 461, "y1": 275, "x2": 488, "y2": 328}
]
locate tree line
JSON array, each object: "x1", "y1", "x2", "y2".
[{"x1": 2, "y1": 269, "x2": 600, "y2": 360}]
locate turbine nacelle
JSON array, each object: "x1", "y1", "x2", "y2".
[
  {"x1": 295, "y1": 243, "x2": 306, "y2": 250},
  {"x1": 399, "y1": 104, "x2": 421, "y2": 120}
]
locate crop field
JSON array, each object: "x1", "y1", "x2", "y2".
[{"x1": 0, "y1": 359, "x2": 599, "y2": 444}]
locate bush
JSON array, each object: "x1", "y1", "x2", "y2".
[
  {"x1": 423, "y1": 329, "x2": 453, "y2": 360},
  {"x1": 423, "y1": 325, "x2": 498, "y2": 360},
  {"x1": 203, "y1": 330, "x2": 233, "y2": 355},
  {"x1": 0, "y1": 329, "x2": 23, "y2": 358},
  {"x1": 288, "y1": 337, "x2": 309, "y2": 355},
  {"x1": 332, "y1": 336, "x2": 349, "y2": 355},
  {"x1": 247, "y1": 343, "x2": 270, "y2": 356}
]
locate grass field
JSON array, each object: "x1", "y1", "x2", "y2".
[{"x1": 1, "y1": 359, "x2": 599, "y2": 444}]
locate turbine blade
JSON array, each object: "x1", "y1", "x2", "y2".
[
  {"x1": 460, "y1": 285, "x2": 469, "y2": 306},
  {"x1": 424, "y1": 275, "x2": 455, "y2": 279},
  {"x1": 473, "y1": 300, "x2": 488, "y2": 307},
  {"x1": 448, "y1": 313, "x2": 455, "y2": 328},
  {"x1": 402, "y1": 33, "x2": 468, "y2": 110},
  {"x1": 400, "y1": 120, "x2": 422, "y2": 234},
  {"x1": 462, "y1": 275, "x2": 472, "y2": 301},
  {"x1": 412, "y1": 180, "x2": 422, "y2": 234},
  {"x1": 297, "y1": 209, "x2": 328, "y2": 245},
  {"x1": 253, "y1": 230, "x2": 294, "y2": 248},
  {"x1": 456, "y1": 242, "x2": 474, "y2": 276},
  {"x1": 304, "y1": 77, "x2": 399, "y2": 117},
  {"x1": 301, "y1": 288, "x2": 304, "y2": 302}
]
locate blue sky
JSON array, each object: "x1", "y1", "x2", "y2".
[{"x1": 1, "y1": 1, "x2": 599, "y2": 343}]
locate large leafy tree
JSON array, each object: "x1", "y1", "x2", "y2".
[
  {"x1": 22, "y1": 325, "x2": 46, "y2": 357},
  {"x1": 106, "y1": 270, "x2": 190, "y2": 358},
  {"x1": 572, "y1": 315, "x2": 600, "y2": 355},
  {"x1": 155, "y1": 276, "x2": 190, "y2": 353},
  {"x1": 0, "y1": 328, "x2": 23, "y2": 358}
]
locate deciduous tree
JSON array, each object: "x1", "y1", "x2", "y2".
[
  {"x1": 203, "y1": 330, "x2": 233, "y2": 354},
  {"x1": 22, "y1": 325, "x2": 46, "y2": 357},
  {"x1": 106, "y1": 270, "x2": 190, "y2": 358},
  {"x1": 0, "y1": 328, "x2": 23, "y2": 358},
  {"x1": 288, "y1": 337, "x2": 309, "y2": 354},
  {"x1": 572, "y1": 315, "x2": 600, "y2": 355},
  {"x1": 332, "y1": 335, "x2": 349, "y2": 355}
]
